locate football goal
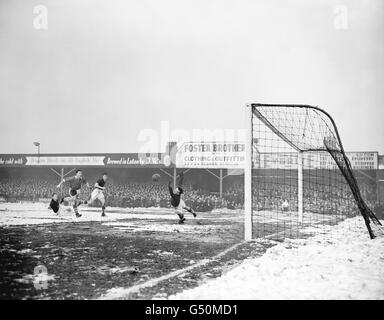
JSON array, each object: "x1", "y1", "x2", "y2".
[{"x1": 244, "y1": 104, "x2": 381, "y2": 241}]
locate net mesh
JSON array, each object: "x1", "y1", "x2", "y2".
[{"x1": 251, "y1": 104, "x2": 382, "y2": 240}]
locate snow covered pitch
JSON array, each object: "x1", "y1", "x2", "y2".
[
  {"x1": 171, "y1": 216, "x2": 384, "y2": 300},
  {"x1": 0, "y1": 202, "x2": 383, "y2": 299}
]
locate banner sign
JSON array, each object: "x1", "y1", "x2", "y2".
[
  {"x1": 176, "y1": 143, "x2": 378, "y2": 170},
  {"x1": 254, "y1": 152, "x2": 378, "y2": 170},
  {"x1": 176, "y1": 142, "x2": 245, "y2": 169},
  {"x1": 0, "y1": 153, "x2": 173, "y2": 168},
  {"x1": 379, "y1": 155, "x2": 384, "y2": 170},
  {"x1": 0, "y1": 150, "x2": 379, "y2": 170},
  {"x1": 105, "y1": 154, "x2": 171, "y2": 167},
  {"x1": 255, "y1": 152, "x2": 299, "y2": 169},
  {"x1": 0, "y1": 156, "x2": 24, "y2": 166},
  {"x1": 25, "y1": 156, "x2": 105, "y2": 166},
  {"x1": 347, "y1": 152, "x2": 378, "y2": 170}
]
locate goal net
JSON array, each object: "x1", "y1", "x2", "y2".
[{"x1": 244, "y1": 104, "x2": 382, "y2": 241}]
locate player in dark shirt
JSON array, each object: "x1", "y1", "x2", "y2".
[
  {"x1": 48, "y1": 193, "x2": 60, "y2": 214},
  {"x1": 168, "y1": 172, "x2": 196, "y2": 224},
  {"x1": 57, "y1": 169, "x2": 91, "y2": 218},
  {"x1": 88, "y1": 173, "x2": 108, "y2": 217}
]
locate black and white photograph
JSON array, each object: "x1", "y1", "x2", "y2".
[{"x1": 0, "y1": 0, "x2": 383, "y2": 304}]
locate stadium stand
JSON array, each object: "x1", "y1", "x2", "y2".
[{"x1": 0, "y1": 173, "x2": 378, "y2": 214}]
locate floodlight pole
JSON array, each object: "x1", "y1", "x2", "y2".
[
  {"x1": 244, "y1": 104, "x2": 253, "y2": 241},
  {"x1": 33, "y1": 142, "x2": 40, "y2": 164}
]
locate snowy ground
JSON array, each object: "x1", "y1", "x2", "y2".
[
  {"x1": 0, "y1": 202, "x2": 246, "y2": 299},
  {"x1": 0, "y1": 202, "x2": 237, "y2": 227},
  {"x1": 0, "y1": 202, "x2": 199, "y2": 226},
  {"x1": 2, "y1": 202, "x2": 383, "y2": 300},
  {"x1": 170, "y1": 217, "x2": 384, "y2": 300}
]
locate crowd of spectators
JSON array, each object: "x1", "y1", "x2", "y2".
[
  {"x1": 0, "y1": 178, "x2": 54, "y2": 200},
  {"x1": 251, "y1": 180, "x2": 380, "y2": 218},
  {"x1": 0, "y1": 176, "x2": 243, "y2": 212},
  {"x1": 89, "y1": 181, "x2": 243, "y2": 211},
  {"x1": 0, "y1": 175, "x2": 381, "y2": 217}
]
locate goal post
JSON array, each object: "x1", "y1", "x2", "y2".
[
  {"x1": 244, "y1": 104, "x2": 253, "y2": 241},
  {"x1": 244, "y1": 103, "x2": 382, "y2": 241},
  {"x1": 297, "y1": 151, "x2": 303, "y2": 224}
]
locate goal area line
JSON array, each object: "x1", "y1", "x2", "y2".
[{"x1": 98, "y1": 241, "x2": 246, "y2": 300}]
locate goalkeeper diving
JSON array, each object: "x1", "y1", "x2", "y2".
[{"x1": 168, "y1": 171, "x2": 197, "y2": 224}]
